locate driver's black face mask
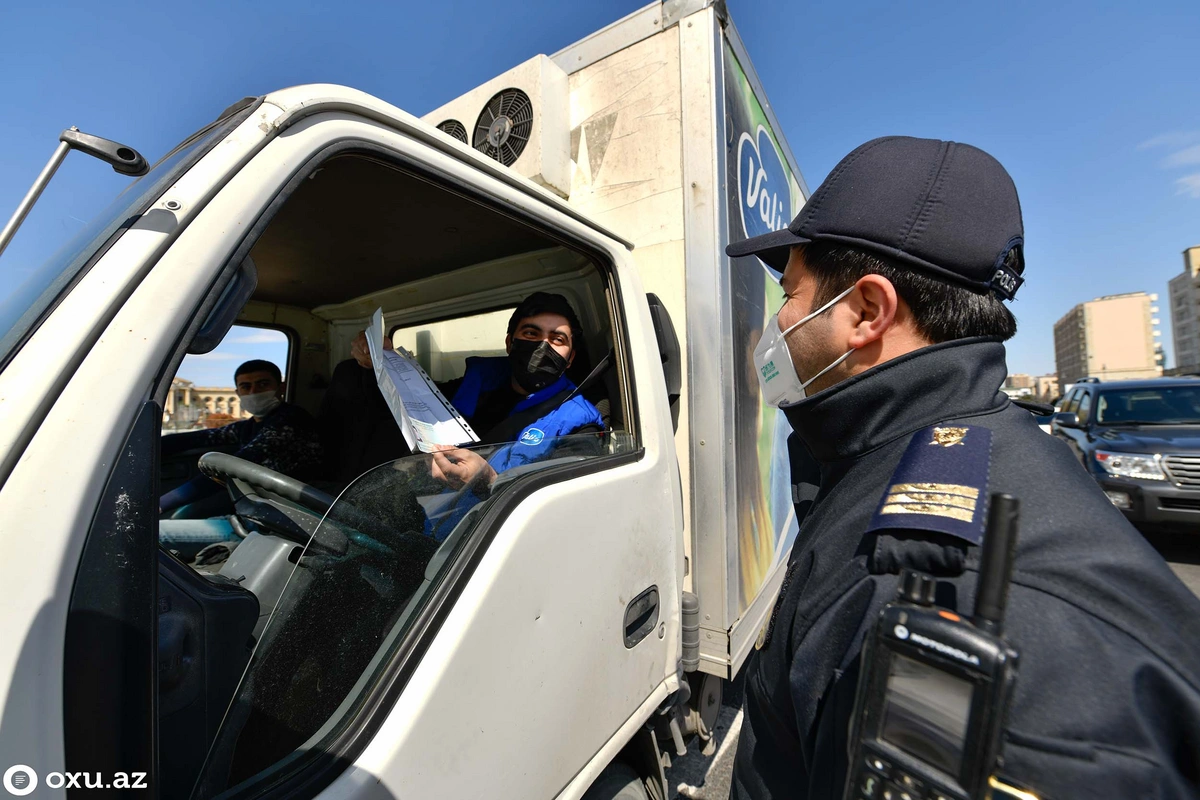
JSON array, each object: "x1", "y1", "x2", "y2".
[{"x1": 509, "y1": 338, "x2": 570, "y2": 394}]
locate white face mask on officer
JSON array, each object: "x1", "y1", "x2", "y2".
[{"x1": 754, "y1": 285, "x2": 857, "y2": 407}]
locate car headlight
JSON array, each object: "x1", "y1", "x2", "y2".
[{"x1": 1093, "y1": 450, "x2": 1165, "y2": 481}]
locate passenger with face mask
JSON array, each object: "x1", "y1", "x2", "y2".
[
  {"x1": 329, "y1": 293, "x2": 605, "y2": 497},
  {"x1": 424, "y1": 291, "x2": 605, "y2": 497},
  {"x1": 159, "y1": 359, "x2": 323, "y2": 557}
]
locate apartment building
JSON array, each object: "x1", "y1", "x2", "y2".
[
  {"x1": 1168, "y1": 245, "x2": 1200, "y2": 373},
  {"x1": 1053, "y1": 292, "x2": 1162, "y2": 387}
]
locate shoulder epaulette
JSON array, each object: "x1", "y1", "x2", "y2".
[{"x1": 866, "y1": 424, "x2": 993, "y2": 546}]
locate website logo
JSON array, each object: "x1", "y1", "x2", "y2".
[{"x1": 3, "y1": 765, "x2": 37, "y2": 796}]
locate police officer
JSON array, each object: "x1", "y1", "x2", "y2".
[{"x1": 724, "y1": 137, "x2": 1200, "y2": 799}]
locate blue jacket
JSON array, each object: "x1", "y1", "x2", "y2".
[
  {"x1": 451, "y1": 356, "x2": 603, "y2": 472},
  {"x1": 428, "y1": 357, "x2": 604, "y2": 538}
]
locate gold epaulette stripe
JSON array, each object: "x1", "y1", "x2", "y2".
[
  {"x1": 885, "y1": 491, "x2": 977, "y2": 511},
  {"x1": 879, "y1": 503, "x2": 975, "y2": 522},
  {"x1": 889, "y1": 482, "x2": 980, "y2": 499}
]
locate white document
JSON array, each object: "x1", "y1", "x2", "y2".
[{"x1": 365, "y1": 309, "x2": 480, "y2": 453}]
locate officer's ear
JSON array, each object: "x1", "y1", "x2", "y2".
[
  {"x1": 846, "y1": 274, "x2": 900, "y2": 349},
  {"x1": 505, "y1": 334, "x2": 512, "y2": 355}
]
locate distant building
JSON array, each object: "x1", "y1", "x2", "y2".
[
  {"x1": 1035, "y1": 374, "x2": 1059, "y2": 403},
  {"x1": 1004, "y1": 373, "x2": 1035, "y2": 390},
  {"x1": 1053, "y1": 292, "x2": 1162, "y2": 387},
  {"x1": 163, "y1": 378, "x2": 246, "y2": 430},
  {"x1": 1168, "y1": 245, "x2": 1200, "y2": 374}
]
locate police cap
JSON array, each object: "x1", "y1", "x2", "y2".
[{"x1": 725, "y1": 136, "x2": 1026, "y2": 300}]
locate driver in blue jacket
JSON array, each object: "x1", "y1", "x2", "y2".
[
  {"x1": 339, "y1": 292, "x2": 605, "y2": 502},
  {"x1": 425, "y1": 293, "x2": 605, "y2": 493}
]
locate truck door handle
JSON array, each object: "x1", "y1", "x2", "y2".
[{"x1": 623, "y1": 586, "x2": 659, "y2": 648}]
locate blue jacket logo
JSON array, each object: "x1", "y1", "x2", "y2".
[
  {"x1": 737, "y1": 125, "x2": 791, "y2": 244},
  {"x1": 519, "y1": 428, "x2": 546, "y2": 446}
]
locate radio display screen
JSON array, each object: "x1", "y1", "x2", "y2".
[{"x1": 880, "y1": 653, "x2": 974, "y2": 776}]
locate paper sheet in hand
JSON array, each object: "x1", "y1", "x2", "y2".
[{"x1": 365, "y1": 309, "x2": 479, "y2": 453}]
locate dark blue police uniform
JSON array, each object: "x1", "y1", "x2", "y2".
[
  {"x1": 731, "y1": 338, "x2": 1200, "y2": 800},
  {"x1": 723, "y1": 136, "x2": 1200, "y2": 800}
]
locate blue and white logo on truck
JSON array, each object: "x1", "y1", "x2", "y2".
[{"x1": 737, "y1": 125, "x2": 791, "y2": 242}]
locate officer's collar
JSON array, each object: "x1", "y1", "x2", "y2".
[{"x1": 782, "y1": 337, "x2": 1010, "y2": 463}]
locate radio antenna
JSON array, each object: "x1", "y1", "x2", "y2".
[{"x1": 973, "y1": 493, "x2": 1020, "y2": 635}]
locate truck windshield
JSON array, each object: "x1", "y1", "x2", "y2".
[
  {"x1": 1097, "y1": 387, "x2": 1200, "y2": 425},
  {"x1": 0, "y1": 106, "x2": 253, "y2": 369},
  {"x1": 193, "y1": 430, "x2": 631, "y2": 795}
]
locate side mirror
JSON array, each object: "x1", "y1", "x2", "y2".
[
  {"x1": 646, "y1": 293, "x2": 681, "y2": 432},
  {"x1": 1051, "y1": 412, "x2": 1079, "y2": 431}
]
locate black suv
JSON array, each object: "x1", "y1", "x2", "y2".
[{"x1": 1052, "y1": 378, "x2": 1200, "y2": 530}]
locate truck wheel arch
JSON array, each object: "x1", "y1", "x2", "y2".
[{"x1": 581, "y1": 727, "x2": 666, "y2": 800}]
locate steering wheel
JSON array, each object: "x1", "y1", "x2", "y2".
[{"x1": 197, "y1": 453, "x2": 393, "y2": 554}]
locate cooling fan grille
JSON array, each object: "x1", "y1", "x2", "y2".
[
  {"x1": 435, "y1": 119, "x2": 468, "y2": 144},
  {"x1": 472, "y1": 88, "x2": 533, "y2": 167}
]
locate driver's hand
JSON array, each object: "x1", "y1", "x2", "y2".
[
  {"x1": 430, "y1": 446, "x2": 496, "y2": 492},
  {"x1": 350, "y1": 329, "x2": 392, "y2": 370}
]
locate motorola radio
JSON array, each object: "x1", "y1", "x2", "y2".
[{"x1": 844, "y1": 494, "x2": 1037, "y2": 800}]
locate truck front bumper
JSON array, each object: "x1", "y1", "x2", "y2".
[{"x1": 1097, "y1": 478, "x2": 1200, "y2": 531}]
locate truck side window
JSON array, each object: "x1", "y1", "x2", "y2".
[
  {"x1": 165, "y1": 324, "x2": 291, "y2": 431},
  {"x1": 389, "y1": 306, "x2": 514, "y2": 382},
  {"x1": 1062, "y1": 389, "x2": 1081, "y2": 414},
  {"x1": 158, "y1": 324, "x2": 297, "y2": 526}
]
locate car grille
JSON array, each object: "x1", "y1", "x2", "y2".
[
  {"x1": 1163, "y1": 455, "x2": 1200, "y2": 488},
  {"x1": 1161, "y1": 497, "x2": 1200, "y2": 511}
]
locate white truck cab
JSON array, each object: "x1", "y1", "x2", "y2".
[{"x1": 0, "y1": 3, "x2": 808, "y2": 798}]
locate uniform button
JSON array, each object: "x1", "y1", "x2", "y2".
[
  {"x1": 867, "y1": 755, "x2": 891, "y2": 774},
  {"x1": 859, "y1": 773, "x2": 882, "y2": 799},
  {"x1": 881, "y1": 782, "x2": 916, "y2": 800}
]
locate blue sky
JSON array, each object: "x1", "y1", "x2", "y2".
[
  {"x1": 176, "y1": 326, "x2": 290, "y2": 388},
  {"x1": 2, "y1": 0, "x2": 1198, "y2": 379}
]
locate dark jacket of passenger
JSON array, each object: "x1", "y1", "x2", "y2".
[{"x1": 160, "y1": 402, "x2": 323, "y2": 511}]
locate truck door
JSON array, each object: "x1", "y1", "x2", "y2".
[{"x1": 0, "y1": 93, "x2": 682, "y2": 799}]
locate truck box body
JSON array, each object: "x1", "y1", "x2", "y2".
[{"x1": 423, "y1": 0, "x2": 810, "y2": 676}]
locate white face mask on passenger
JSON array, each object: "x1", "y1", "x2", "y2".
[
  {"x1": 240, "y1": 390, "x2": 282, "y2": 417},
  {"x1": 753, "y1": 285, "x2": 856, "y2": 407}
]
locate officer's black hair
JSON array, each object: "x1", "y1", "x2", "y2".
[
  {"x1": 799, "y1": 242, "x2": 1018, "y2": 343},
  {"x1": 234, "y1": 359, "x2": 282, "y2": 383}
]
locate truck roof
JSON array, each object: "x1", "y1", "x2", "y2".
[{"x1": 258, "y1": 84, "x2": 634, "y2": 250}]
